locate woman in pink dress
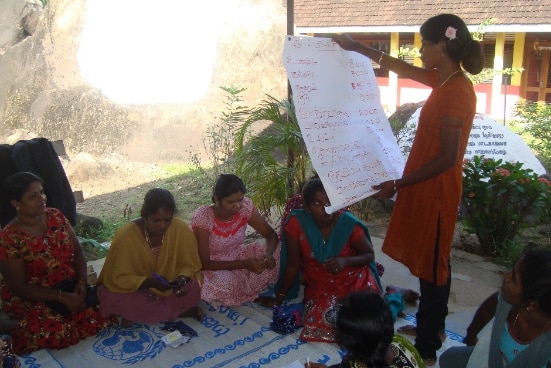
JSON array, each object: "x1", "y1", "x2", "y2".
[{"x1": 191, "y1": 174, "x2": 279, "y2": 307}]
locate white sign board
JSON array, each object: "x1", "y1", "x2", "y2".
[
  {"x1": 401, "y1": 108, "x2": 547, "y2": 175},
  {"x1": 283, "y1": 36, "x2": 405, "y2": 213}
]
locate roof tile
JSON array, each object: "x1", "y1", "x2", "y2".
[{"x1": 294, "y1": 0, "x2": 551, "y2": 27}]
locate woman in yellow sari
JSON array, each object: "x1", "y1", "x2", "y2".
[{"x1": 97, "y1": 188, "x2": 203, "y2": 324}]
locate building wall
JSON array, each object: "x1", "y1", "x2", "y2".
[{"x1": 375, "y1": 77, "x2": 521, "y2": 121}]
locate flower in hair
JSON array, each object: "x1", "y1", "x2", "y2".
[{"x1": 445, "y1": 26, "x2": 457, "y2": 40}]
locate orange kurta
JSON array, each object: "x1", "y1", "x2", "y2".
[{"x1": 382, "y1": 69, "x2": 476, "y2": 285}]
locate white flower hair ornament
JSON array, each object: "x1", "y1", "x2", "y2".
[{"x1": 445, "y1": 26, "x2": 457, "y2": 40}]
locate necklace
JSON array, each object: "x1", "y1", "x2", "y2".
[
  {"x1": 320, "y1": 219, "x2": 336, "y2": 247},
  {"x1": 144, "y1": 227, "x2": 164, "y2": 249},
  {"x1": 512, "y1": 311, "x2": 551, "y2": 341},
  {"x1": 17, "y1": 216, "x2": 46, "y2": 234},
  {"x1": 17, "y1": 216, "x2": 48, "y2": 244},
  {"x1": 439, "y1": 69, "x2": 462, "y2": 87}
]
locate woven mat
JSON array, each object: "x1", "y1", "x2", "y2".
[{"x1": 17, "y1": 300, "x2": 464, "y2": 368}]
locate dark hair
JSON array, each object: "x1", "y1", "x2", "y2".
[
  {"x1": 420, "y1": 13, "x2": 484, "y2": 75},
  {"x1": 336, "y1": 291, "x2": 394, "y2": 367},
  {"x1": 519, "y1": 249, "x2": 551, "y2": 316},
  {"x1": 2, "y1": 172, "x2": 44, "y2": 202},
  {"x1": 212, "y1": 174, "x2": 246, "y2": 202},
  {"x1": 140, "y1": 188, "x2": 176, "y2": 218},
  {"x1": 301, "y1": 178, "x2": 325, "y2": 206}
]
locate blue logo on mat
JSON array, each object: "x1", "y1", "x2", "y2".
[{"x1": 94, "y1": 324, "x2": 165, "y2": 364}]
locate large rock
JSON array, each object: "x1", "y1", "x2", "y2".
[
  {"x1": 0, "y1": 0, "x2": 288, "y2": 162},
  {"x1": 0, "y1": 0, "x2": 42, "y2": 50}
]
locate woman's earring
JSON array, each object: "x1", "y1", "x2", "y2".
[{"x1": 16, "y1": 207, "x2": 19, "y2": 212}]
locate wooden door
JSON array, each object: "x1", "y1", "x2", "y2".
[{"x1": 524, "y1": 42, "x2": 551, "y2": 103}]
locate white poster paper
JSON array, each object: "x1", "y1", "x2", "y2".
[{"x1": 283, "y1": 35, "x2": 405, "y2": 213}]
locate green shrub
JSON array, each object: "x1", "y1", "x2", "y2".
[
  {"x1": 513, "y1": 101, "x2": 551, "y2": 170},
  {"x1": 461, "y1": 156, "x2": 551, "y2": 257}
]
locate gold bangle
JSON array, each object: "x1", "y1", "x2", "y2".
[
  {"x1": 58, "y1": 289, "x2": 62, "y2": 300},
  {"x1": 77, "y1": 280, "x2": 88, "y2": 286},
  {"x1": 277, "y1": 292, "x2": 286, "y2": 298},
  {"x1": 378, "y1": 52, "x2": 384, "y2": 65}
]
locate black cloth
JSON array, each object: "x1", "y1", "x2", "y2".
[
  {"x1": 0, "y1": 144, "x2": 18, "y2": 227},
  {"x1": 414, "y1": 273, "x2": 451, "y2": 359},
  {"x1": 9, "y1": 138, "x2": 76, "y2": 225},
  {"x1": 414, "y1": 215, "x2": 452, "y2": 359}
]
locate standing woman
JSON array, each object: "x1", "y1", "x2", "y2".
[
  {"x1": 334, "y1": 13, "x2": 484, "y2": 365},
  {"x1": 191, "y1": 174, "x2": 279, "y2": 307},
  {"x1": 0, "y1": 172, "x2": 114, "y2": 354}
]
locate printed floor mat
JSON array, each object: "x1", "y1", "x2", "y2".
[{"x1": 18, "y1": 301, "x2": 464, "y2": 368}]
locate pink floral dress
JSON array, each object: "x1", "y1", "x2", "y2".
[{"x1": 191, "y1": 197, "x2": 279, "y2": 307}]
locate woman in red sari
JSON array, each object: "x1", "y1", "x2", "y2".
[
  {"x1": 0, "y1": 172, "x2": 114, "y2": 354},
  {"x1": 257, "y1": 178, "x2": 386, "y2": 342}
]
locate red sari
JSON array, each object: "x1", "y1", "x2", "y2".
[
  {"x1": 285, "y1": 212, "x2": 382, "y2": 342},
  {"x1": 0, "y1": 208, "x2": 114, "y2": 354}
]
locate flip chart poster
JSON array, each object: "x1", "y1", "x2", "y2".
[{"x1": 283, "y1": 35, "x2": 404, "y2": 212}]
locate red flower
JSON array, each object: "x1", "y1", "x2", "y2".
[{"x1": 495, "y1": 168, "x2": 510, "y2": 177}]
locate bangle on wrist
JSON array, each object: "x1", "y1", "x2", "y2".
[
  {"x1": 277, "y1": 292, "x2": 286, "y2": 298},
  {"x1": 77, "y1": 280, "x2": 88, "y2": 286},
  {"x1": 58, "y1": 289, "x2": 62, "y2": 300},
  {"x1": 393, "y1": 180, "x2": 400, "y2": 193},
  {"x1": 378, "y1": 52, "x2": 384, "y2": 65}
]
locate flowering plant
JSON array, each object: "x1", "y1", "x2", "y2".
[
  {"x1": 461, "y1": 156, "x2": 551, "y2": 256},
  {"x1": 445, "y1": 26, "x2": 457, "y2": 40}
]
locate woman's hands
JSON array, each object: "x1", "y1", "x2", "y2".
[
  {"x1": 262, "y1": 252, "x2": 277, "y2": 270},
  {"x1": 59, "y1": 284, "x2": 87, "y2": 314},
  {"x1": 372, "y1": 180, "x2": 397, "y2": 199},
  {"x1": 244, "y1": 257, "x2": 269, "y2": 274},
  {"x1": 462, "y1": 333, "x2": 478, "y2": 346},
  {"x1": 172, "y1": 275, "x2": 191, "y2": 297},
  {"x1": 323, "y1": 256, "x2": 348, "y2": 274}
]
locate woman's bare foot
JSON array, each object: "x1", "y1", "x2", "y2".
[
  {"x1": 386, "y1": 285, "x2": 420, "y2": 306},
  {"x1": 179, "y1": 306, "x2": 204, "y2": 321},
  {"x1": 120, "y1": 318, "x2": 133, "y2": 328}
]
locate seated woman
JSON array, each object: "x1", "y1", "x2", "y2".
[
  {"x1": 307, "y1": 291, "x2": 424, "y2": 368},
  {"x1": 97, "y1": 188, "x2": 203, "y2": 324},
  {"x1": 279, "y1": 176, "x2": 419, "y2": 305},
  {"x1": 191, "y1": 174, "x2": 279, "y2": 307},
  {"x1": 257, "y1": 178, "x2": 404, "y2": 342},
  {"x1": 0, "y1": 172, "x2": 114, "y2": 355},
  {"x1": 439, "y1": 248, "x2": 551, "y2": 368}
]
